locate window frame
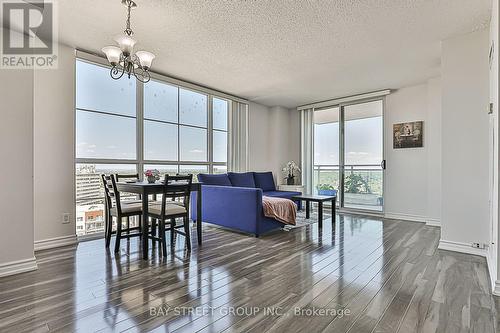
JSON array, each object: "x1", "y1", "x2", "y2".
[{"x1": 75, "y1": 57, "x2": 233, "y2": 175}]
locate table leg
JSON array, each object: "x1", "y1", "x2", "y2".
[
  {"x1": 306, "y1": 200, "x2": 310, "y2": 219},
  {"x1": 318, "y1": 201, "x2": 323, "y2": 229},
  {"x1": 332, "y1": 198, "x2": 336, "y2": 223},
  {"x1": 196, "y1": 188, "x2": 202, "y2": 245},
  {"x1": 142, "y1": 194, "x2": 149, "y2": 259}
]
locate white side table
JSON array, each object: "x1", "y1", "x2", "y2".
[{"x1": 277, "y1": 185, "x2": 304, "y2": 194}]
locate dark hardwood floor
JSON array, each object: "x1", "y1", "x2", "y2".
[{"x1": 0, "y1": 214, "x2": 498, "y2": 332}]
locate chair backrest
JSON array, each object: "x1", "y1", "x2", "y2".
[
  {"x1": 114, "y1": 173, "x2": 142, "y2": 200},
  {"x1": 159, "y1": 174, "x2": 193, "y2": 217},
  {"x1": 115, "y1": 173, "x2": 140, "y2": 182},
  {"x1": 101, "y1": 174, "x2": 122, "y2": 215}
]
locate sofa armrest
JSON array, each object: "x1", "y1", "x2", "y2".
[{"x1": 191, "y1": 185, "x2": 263, "y2": 234}]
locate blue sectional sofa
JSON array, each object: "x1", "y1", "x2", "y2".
[{"x1": 190, "y1": 172, "x2": 302, "y2": 237}]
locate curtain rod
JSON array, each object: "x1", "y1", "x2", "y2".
[{"x1": 296, "y1": 89, "x2": 392, "y2": 111}]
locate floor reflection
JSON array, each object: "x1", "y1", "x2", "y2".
[{"x1": 2, "y1": 213, "x2": 493, "y2": 333}]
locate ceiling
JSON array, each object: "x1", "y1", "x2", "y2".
[{"x1": 57, "y1": 0, "x2": 491, "y2": 108}]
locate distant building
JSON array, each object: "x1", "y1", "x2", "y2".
[
  {"x1": 76, "y1": 164, "x2": 102, "y2": 204},
  {"x1": 76, "y1": 165, "x2": 105, "y2": 235}
]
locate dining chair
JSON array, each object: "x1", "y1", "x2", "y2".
[
  {"x1": 114, "y1": 173, "x2": 142, "y2": 233},
  {"x1": 101, "y1": 174, "x2": 143, "y2": 253},
  {"x1": 147, "y1": 174, "x2": 193, "y2": 256}
]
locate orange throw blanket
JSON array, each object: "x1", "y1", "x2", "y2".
[{"x1": 262, "y1": 196, "x2": 297, "y2": 226}]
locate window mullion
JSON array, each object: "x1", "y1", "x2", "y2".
[
  {"x1": 177, "y1": 86, "x2": 180, "y2": 172},
  {"x1": 208, "y1": 95, "x2": 214, "y2": 173},
  {"x1": 137, "y1": 80, "x2": 144, "y2": 180}
]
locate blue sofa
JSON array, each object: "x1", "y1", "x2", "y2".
[{"x1": 190, "y1": 172, "x2": 302, "y2": 236}]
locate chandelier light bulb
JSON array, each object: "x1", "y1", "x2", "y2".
[
  {"x1": 102, "y1": 46, "x2": 122, "y2": 66},
  {"x1": 114, "y1": 34, "x2": 137, "y2": 56},
  {"x1": 135, "y1": 51, "x2": 155, "y2": 70}
]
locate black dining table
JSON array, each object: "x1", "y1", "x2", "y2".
[{"x1": 116, "y1": 181, "x2": 203, "y2": 259}]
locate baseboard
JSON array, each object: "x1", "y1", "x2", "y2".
[
  {"x1": 0, "y1": 257, "x2": 38, "y2": 278},
  {"x1": 34, "y1": 234, "x2": 78, "y2": 251},
  {"x1": 338, "y1": 209, "x2": 384, "y2": 219},
  {"x1": 493, "y1": 280, "x2": 500, "y2": 296},
  {"x1": 438, "y1": 239, "x2": 487, "y2": 257},
  {"x1": 425, "y1": 218, "x2": 441, "y2": 228},
  {"x1": 384, "y1": 212, "x2": 441, "y2": 227},
  {"x1": 486, "y1": 247, "x2": 498, "y2": 294}
]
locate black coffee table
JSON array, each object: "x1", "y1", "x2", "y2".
[{"x1": 292, "y1": 194, "x2": 337, "y2": 228}]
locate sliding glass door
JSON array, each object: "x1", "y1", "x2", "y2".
[
  {"x1": 343, "y1": 100, "x2": 384, "y2": 211},
  {"x1": 313, "y1": 99, "x2": 384, "y2": 212}
]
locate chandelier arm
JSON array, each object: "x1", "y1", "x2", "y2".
[
  {"x1": 110, "y1": 65, "x2": 125, "y2": 80},
  {"x1": 141, "y1": 70, "x2": 151, "y2": 83},
  {"x1": 133, "y1": 65, "x2": 151, "y2": 83}
]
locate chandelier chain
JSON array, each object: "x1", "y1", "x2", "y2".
[
  {"x1": 124, "y1": 1, "x2": 133, "y2": 36},
  {"x1": 103, "y1": 0, "x2": 154, "y2": 83}
]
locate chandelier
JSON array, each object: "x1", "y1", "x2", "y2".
[{"x1": 102, "y1": 0, "x2": 155, "y2": 83}]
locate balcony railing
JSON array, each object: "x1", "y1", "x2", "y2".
[{"x1": 313, "y1": 164, "x2": 383, "y2": 210}]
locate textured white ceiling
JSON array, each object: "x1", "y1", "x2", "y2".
[{"x1": 57, "y1": 0, "x2": 491, "y2": 108}]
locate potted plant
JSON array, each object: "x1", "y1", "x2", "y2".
[
  {"x1": 144, "y1": 169, "x2": 160, "y2": 183},
  {"x1": 282, "y1": 161, "x2": 301, "y2": 185},
  {"x1": 316, "y1": 183, "x2": 337, "y2": 196}
]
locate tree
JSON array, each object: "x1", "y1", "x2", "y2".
[{"x1": 345, "y1": 174, "x2": 371, "y2": 194}]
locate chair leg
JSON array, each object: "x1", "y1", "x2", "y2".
[
  {"x1": 170, "y1": 218, "x2": 175, "y2": 248},
  {"x1": 138, "y1": 215, "x2": 142, "y2": 240},
  {"x1": 151, "y1": 219, "x2": 157, "y2": 237},
  {"x1": 114, "y1": 217, "x2": 122, "y2": 253},
  {"x1": 183, "y1": 217, "x2": 191, "y2": 250},
  {"x1": 126, "y1": 217, "x2": 130, "y2": 236},
  {"x1": 105, "y1": 214, "x2": 112, "y2": 248},
  {"x1": 159, "y1": 219, "x2": 167, "y2": 257}
]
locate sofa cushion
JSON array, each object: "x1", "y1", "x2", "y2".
[
  {"x1": 228, "y1": 172, "x2": 256, "y2": 188},
  {"x1": 198, "y1": 173, "x2": 232, "y2": 186},
  {"x1": 253, "y1": 172, "x2": 276, "y2": 191},
  {"x1": 263, "y1": 190, "x2": 301, "y2": 200}
]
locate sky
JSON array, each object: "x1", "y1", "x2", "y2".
[
  {"x1": 314, "y1": 117, "x2": 383, "y2": 166},
  {"x1": 75, "y1": 60, "x2": 227, "y2": 163}
]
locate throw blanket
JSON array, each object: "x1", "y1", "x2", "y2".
[{"x1": 262, "y1": 196, "x2": 297, "y2": 226}]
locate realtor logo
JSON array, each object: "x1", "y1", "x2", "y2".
[{"x1": 1, "y1": 0, "x2": 58, "y2": 68}]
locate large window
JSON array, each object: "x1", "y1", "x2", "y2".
[{"x1": 75, "y1": 59, "x2": 230, "y2": 237}]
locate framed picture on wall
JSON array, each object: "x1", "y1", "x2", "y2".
[{"x1": 393, "y1": 121, "x2": 423, "y2": 149}]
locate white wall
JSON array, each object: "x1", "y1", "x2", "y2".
[
  {"x1": 268, "y1": 106, "x2": 301, "y2": 185},
  {"x1": 248, "y1": 102, "x2": 271, "y2": 172},
  {"x1": 489, "y1": 0, "x2": 499, "y2": 292},
  {"x1": 426, "y1": 78, "x2": 443, "y2": 224},
  {"x1": 288, "y1": 108, "x2": 301, "y2": 171},
  {"x1": 384, "y1": 80, "x2": 442, "y2": 225},
  {"x1": 0, "y1": 34, "x2": 37, "y2": 274},
  {"x1": 441, "y1": 29, "x2": 490, "y2": 246},
  {"x1": 248, "y1": 103, "x2": 300, "y2": 185},
  {"x1": 33, "y1": 45, "x2": 77, "y2": 248},
  {"x1": 385, "y1": 84, "x2": 431, "y2": 222}
]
